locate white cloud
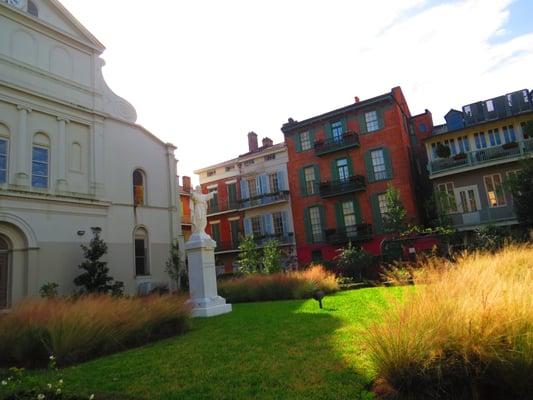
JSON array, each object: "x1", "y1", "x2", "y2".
[{"x1": 59, "y1": 0, "x2": 533, "y2": 182}]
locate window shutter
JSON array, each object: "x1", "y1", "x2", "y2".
[
  {"x1": 331, "y1": 159, "x2": 339, "y2": 181},
  {"x1": 353, "y1": 199, "x2": 362, "y2": 223},
  {"x1": 304, "y1": 208, "x2": 313, "y2": 243},
  {"x1": 377, "y1": 108, "x2": 385, "y2": 130},
  {"x1": 365, "y1": 151, "x2": 375, "y2": 183},
  {"x1": 277, "y1": 171, "x2": 286, "y2": 191},
  {"x1": 240, "y1": 179, "x2": 249, "y2": 200},
  {"x1": 383, "y1": 147, "x2": 393, "y2": 179},
  {"x1": 244, "y1": 218, "x2": 252, "y2": 236},
  {"x1": 281, "y1": 211, "x2": 289, "y2": 234},
  {"x1": 318, "y1": 205, "x2": 326, "y2": 242},
  {"x1": 314, "y1": 165, "x2": 321, "y2": 189},
  {"x1": 347, "y1": 156, "x2": 354, "y2": 176},
  {"x1": 324, "y1": 123, "x2": 332, "y2": 139},
  {"x1": 299, "y1": 168, "x2": 307, "y2": 196},
  {"x1": 260, "y1": 174, "x2": 269, "y2": 195},
  {"x1": 295, "y1": 134, "x2": 302, "y2": 152},
  {"x1": 262, "y1": 214, "x2": 274, "y2": 235},
  {"x1": 335, "y1": 202, "x2": 345, "y2": 228},
  {"x1": 341, "y1": 117, "x2": 347, "y2": 133},
  {"x1": 309, "y1": 128, "x2": 316, "y2": 148},
  {"x1": 358, "y1": 113, "x2": 368, "y2": 134},
  {"x1": 370, "y1": 194, "x2": 383, "y2": 234}
]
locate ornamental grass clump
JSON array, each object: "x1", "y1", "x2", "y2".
[
  {"x1": 0, "y1": 295, "x2": 191, "y2": 367},
  {"x1": 218, "y1": 265, "x2": 339, "y2": 303},
  {"x1": 365, "y1": 245, "x2": 533, "y2": 399}
]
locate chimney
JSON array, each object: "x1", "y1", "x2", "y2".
[
  {"x1": 262, "y1": 137, "x2": 273, "y2": 147},
  {"x1": 182, "y1": 176, "x2": 191, "y2": 193},
  {"x1": 247, "y1": 131, "x2": 258, "y2": 152},
  {"x1": 354, "y1": 96, "x2": 360, "y2": 103}
]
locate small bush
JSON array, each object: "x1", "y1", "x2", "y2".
[
  {"x1": 39, "y1": 282, "x2": 59, "y2": 299},
  {"x1": 365, "y1": 245, "x2": 533, "y2": 399},
  {"x1": 0, "y1": 295, "x2": 191, "y2": 368},
  {"x1": 218, "y1": 265, "x2": 339, "y2": 303}
]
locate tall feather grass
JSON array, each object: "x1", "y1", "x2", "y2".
[
  {"x1": 0, "y1": 295, "x2": 191, "y2": 367},
  {"x1": 218, "y1": 265, "x2": 339, "y2": 303},
  {"x1": 365, "y1": 245, "x2": 533, "y2": 399}
]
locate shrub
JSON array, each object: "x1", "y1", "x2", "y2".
[
  {"x1": 237, "y1": 235, "x2": 260, "y2": 273},
  {"x1": 0, "y1": 295, "x2": 191, "y2": 367},
  {"x1": 218, "y1": 265, "x2": 339, "y2": 303},
  {"x1": 262, "y1": 239, "x2": 283, "y2": 274},
  {"x1": 436, "y1": 143, "x2": 451, "y2": 158},
  {"x1": 365, "y1": 245, "x2": 533, "y2": 399},
  {"x1": 39, "y1": 282, "x2": 59, "y2": 299},
  {"x1": 335, "y1": 242, "x2": 374, "y2": 281}
]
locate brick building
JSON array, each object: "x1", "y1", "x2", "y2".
[
  {"x1": 194, "y1": 133, "x2": 297, "y2": 272},
  {"x1": 281, "y1": 87, "x2": 428, "y2": 264}
]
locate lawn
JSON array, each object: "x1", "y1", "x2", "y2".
[{"x1": 1, "y1": 287, "x2": 405, "y2": 400}]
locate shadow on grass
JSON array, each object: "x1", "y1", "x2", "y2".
[{"x1": 7, "y1": 294, "x2": 379, "y2": 400}]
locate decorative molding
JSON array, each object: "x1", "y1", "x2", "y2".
[{"x1": 16, "y1": 104, "x2": 31, "y2": 112}]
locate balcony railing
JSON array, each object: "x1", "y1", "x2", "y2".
[
  {"x1": 429, "y1": 139, "x2": 533, "y2": 175},
  {"x1": 314, "y1": 132, "x2": 360, "y2": 156},
  {"x1": 215, "y1": 240, "x2": 240, "y2": 252},
  {"x1": 449, "y1": 207, "x2": 517, "y2": 229},
  {"x1": 239, "y1": 190, "x2": 290, "y2": 209},
  {"x1": 319, "y1": 175, "x2": 366, "y2": 198},
  {"x1": 325, "y1": 224, "x2": 373, "y2": 244},
  {"x1": 207, "y1": 199, "x2": 240, "y2": 215},
  {"x1": 214, "y1": 233, "x2": 295, "y2": 253}
]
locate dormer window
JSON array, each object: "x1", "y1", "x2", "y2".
[{"x1": 27, "y1": 0, "x2": 38, "y2": 16}]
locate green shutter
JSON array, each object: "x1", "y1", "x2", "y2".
[
  {"x1": 324, "y1": 123, "x2": 332, "y2": 139},
  {"x1": 335, "y1": 202, "x2": 345, "y2": 228},
  {"x1": 347, "y1": 156, "x2": 354, "y2": 176},
  {"x1": 358, "y1": 113, "x2": 368, "y2": 134},
  {"x1": 309, "y1": 128, "x2": 316, "y2": 148},
  {"x1": 299, "y1": 168, "x2": 307, "y2": 196},
  {"x1": 304, "y1": 208, "x2": 313, "y2": 243},
  {"x1": 377, "y1": 108, "x2": 385, "y2": 130},
  {"x1": 371, "y1": 193, "x2": 383, "y2": 234},
  {"x1": 318, "y1": 205, "x2": 326, "y2": 242},
  {"x1": 353, "y1": 199, "x2": 362, "y2": 223},
  {"x1": 383, "y1": 147, "x2": 393, "y2": 179},
  {"x1": 295, "y1": 133, "x2": 302, "y2": 152},
  {"x1": 313, "y1": 164, "x2": 320, "y2": 195},
  {"x1": 331, "y1": 159, "x2": 339, "y2": 181},
  {"x1": 341, "y1": 117, "x2": 347, "y2": 134},
  {"x1": 365, "y1": 151, "x2": 375, "y2": 183}
]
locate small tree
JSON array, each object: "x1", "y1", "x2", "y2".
[
  {"x1": 507, "y1": 160, "x2": 533, "y2": 229},
  {"x1": 165, "y1": 239, "x2": 188, "y2": 292},
  {"x1": 74, "y1": 228, "x2": 124, "y2": 296},
  {"x1": 262, "y1": 239, "x2": 282, "y2": 274},
  {"x1": 237, "y1": 235, "x2": 260, "y2": 274},
  {"x1": 335, "y1": 242, "x2": 374, "y2": 281},
  {"x1": 383, "y1": 184, "x2": 407, "y2": 234}
]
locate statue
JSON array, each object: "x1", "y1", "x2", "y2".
[{"x1": 190, "y1": 185, "x2": 217, "y2": 235}]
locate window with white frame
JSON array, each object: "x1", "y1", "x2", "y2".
[
  {"x1": 484, "y1": 174, "x2": 506, "y2": 207},
  {"x1": 304, "y1": 166, "x2": 316, "y2": 195},
  {"x1": 474, "y1": 132, "x2": 487, "y2": 149},
  {"x1": 309, "y1": 207, "x2": 323, "y2": 242},
  {"x1": 488, "y1": 128, "x2": 501, "y2": 146},
  {"x1": 486, "y1": 100, "x2": 494, "y2": 112},
  {"x1": 365, "y1": 111, "x2": 379, "y2": 132},
  {"x1": 300, "y1": 131, "x2": 312, "y2": 151},
  {"x1": 457, "y1": 136, "x2": 470, "y2": 153},
  {"x1": 31, "y1": 146, "x2": 49, "y2": 188},
  {"x1": 331, "y1": 121, "x2": 343, "y2": 141},
  {"x1": 269, "y1": 173, "x2": 279, "y2": 193},
  {"x1": 336, "y1": 158, "x2": 350, "y2": 182},
  {"x1": 502, "y1": 125, "x2": 516, "y2": 143},
  {"x1": 342, "y1": 201, "x2": 357, "y2": 227},
  {"x1": 251, "y1": 216, "x2": 262, "y2": 237},
  {"x1": 377, "y1": 193, "x2": 388, "y2": 220},
  {"x1": 437, "y1": 182, "x2": 457, "y2": 213},
  {"x1": 273, "y1": 212, "x2": 284, "y2": 236},
  {"x1": 0, "y1": 138, "x2": 7, "y2": 184},
  {"x1": 371, "y1": 149, "x2": 387, "y2": 180},
  {"x1": 248, "y1": 177, "x2": 257, "y2": 198}
]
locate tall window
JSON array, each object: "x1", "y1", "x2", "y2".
[
  {"x1": 377, "y1": 193, "x2": 388, "y2": 220},
  {"x1": 304, "y1": 166, "x2": 317, "y2": 195},
  {"x1": 331, "y1": 121, "x2": 343, "y2": 141},
  {"x1": 230, "y1": 219, "x2": 240, "y2": 247},
  {"x1": 308, "y1": 207, "x2": 323, "y2": 242},
  {"x1": 474, "y1": 132, "x2": 487, "y2": 149},
  {"x1": 133, "y1": 169, "x2": 145, "y2": 206},
  {"x1": 502, "y1": 125, "x2": 516, "y2": 143},
  {"x1": 210, "y1": 222, "x2": 221, "y2": 243},
  {"x1": 32, "y1": 146, "x2": 49, "y2": 188},
  {"x1": 365, "y1": 111, "x2": 379, "y2": 132},
  {"x1": 273, "y1": 212, "x2": 284, "y2": 236},
  {"x1": 457, "y1": 188, "x2": 478, "y2": 213},
  {"x1": 457, "y1": 136, "x2": 470, "y2": 153},
  {"x1": 371, "y1": 149, "x2": 387, "y2": 180},
  {"x1": 208, "y1": 187, "x2": 218, "y2": 211},
  {"x1": 484, "y1": 174, "x2": 506, "y2": 207},
  {"x1": 251, "y1": 216, "x2": 262, "y2": 237},
  {"x1": 336, "y1": 158, "x2": 350, "y2": 182},
  {"x1": 0, "y1": 138, "x2": 8, "y2": 184},
  {"x1": 227, "y1": 183, "x2": 237, "y2": 208},
  {"x1": 269, "y1": 173, "x2": 279, "y2": 193},
  {"x1": 437, "y1": 182, "x2": 457, "y2": 213},
  {"x1": 299, "y1": 131, "x2": 312, "y2": 151},
  {"x1": 134, "y1": 228, "x2": 149, "y2": 276},
  {"x1": 488, "y1": 128, "x2": 501, "y2": 146},
  {"x1": 247, "y1": 178, "x2": 257, "y2": 198}
]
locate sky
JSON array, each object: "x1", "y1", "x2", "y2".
[{"x1": 60, "y1": 0, "x2": 533, "y2": 184}]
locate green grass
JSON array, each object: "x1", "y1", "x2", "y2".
[{"x1": 1, "y1": 288, "x2": 406, "y2": 400}]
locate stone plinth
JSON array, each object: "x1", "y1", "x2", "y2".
[{"x1": 186, "y1": 232, "x2": 232, "y2": 317}]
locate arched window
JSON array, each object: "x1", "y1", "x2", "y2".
[
  {"x1": 0, "y1": 124, "x2": 9, "y2": 184},
  {"x1": 133, "y1": 169, "x2": 145, "y2": 206},
  {"x1": 32, "y1": 133, "x2": 50, "y2": 188},
  {"x1": 0, "y1": 235, "x2": 10, "y2": 309},
  {"x1": 27, "y1": 0, "x2": 38, "y2": 17},
  {"x1": 134, "y1": 227, "x2": 149, "y2": 276}
]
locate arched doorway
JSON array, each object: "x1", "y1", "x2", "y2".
[{"x1": 0, "y1": 235, "x2": 10, "y2": 309}]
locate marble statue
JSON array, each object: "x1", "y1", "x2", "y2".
[{"x1": 190, "y1": 185, "x2": 217, "y2": 235}]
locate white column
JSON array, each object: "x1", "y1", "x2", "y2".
[
  {"x1": 15, "y1": 105, "x2": 31, "y2": 186},
  {"x1": 56, "y1": 116, "x2": 69, "y2": 191}
]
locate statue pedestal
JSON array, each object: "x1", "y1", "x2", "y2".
[{"x1": 186, "y1": 232, "x2": 232, "y2": 317}]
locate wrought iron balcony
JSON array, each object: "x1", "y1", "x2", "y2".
[
  {"x1": 239, "y1": 190, "x2": 290, "y2": 209},
  {"x1": 314, "y1": 131, "x2": 360, "y2": 156},
  {"x1": 253, "y1": 232, "x2": 295, "y2": 246},
  {"x1": 325, "y1": 224, "x2": 373, "y2": 244},
  {"x1": 428, "y1": 139, "x2": 533, "y2": 176},
  {"x1": 215, "y1": 240, "x2": 240, "y2": 253},
  {"x1": 207, "y1": 199, "x2": 240, "y2": 215},
  {"x1": 319, "y1": 175, "x2": 366, "y2": 198}
]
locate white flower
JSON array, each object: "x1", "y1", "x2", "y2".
[
  {"x1": 37, "y1": 394, "x2": 45, "y2": 400},
  {"x1": 49, "y1": 355, "x2": 55, "y2": 360},
  {"x1": 1, "y1": 380, "x2": 7, "y2": 386},
  {"x1": 56, "y1": 388, "x2": 61, "y2": 394},
  {"x1": 47, "y1": 383, "x2": 52, "y2": 389},
  {"x1": 89, "y1": 395, "x2": 95, "y2": 400},
  {"x1": 58, "y1": 379, "x2": 64, "y2": 385}
]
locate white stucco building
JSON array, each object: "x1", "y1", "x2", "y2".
[{"x1": 0, "y1": 0, "x2": 181, "y2": 309}]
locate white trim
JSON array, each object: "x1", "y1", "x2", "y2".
[
  {"x1": 228, "y1": 216, "x2": 240, "y2": 221},
  {"x1": 482, "y1": 173, "x2": 507, "y2": 208},
  {"x1": 209, "y1": 220, "x2": 221, "y2": 224},
  {"x1": 225, "y1": 179, "x2": 237, "y2": 185},
  {"x1": 207, "y1": 184, "x2": 218, "y2": 189}
]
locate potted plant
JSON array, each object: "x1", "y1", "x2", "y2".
[
  {"x1": 436, "y1": 143, "x2": 451, "y2": 158},
  {"x1": 453, "y1": 152, "x2": 467, "y2": 160},
  {"x1": 502, "y1": 141, "x2": 518, "y2": 150}
]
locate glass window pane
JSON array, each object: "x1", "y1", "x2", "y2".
[
  {"x1": 32, "y1": 161, "x2": 48, "y2": 176},
  {"x1": 31, "y1": 175, "x2": 48, "y2": 188},
  {"x1": 371, "y1": 149, "x2": 387, "y2": 180},
  {"x1": 300, "y1": 131, "x2": 311, "y2": 150},
  {"x1": 0, "y1": 140, "x2": 6, "y2": 155},
  {"x1": 32, "y1": 147, "x2": 48, "y2": 162},
  {"x1": 0, "y1": 170, "x2": 5, "y2": 183},
  {"x1": 365, "y1": 111, "x2": 379, "y2": 132},
  {"x1": 309, "y1": 207, "x2": 323, "y2": 242},
  {"x1": 0, "y1": 155, "x2": 6, "y2": 169},
  {"x1": 331, "y1": 121, "x2": 343, "y2": 140}
]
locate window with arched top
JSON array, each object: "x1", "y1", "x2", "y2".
[
  {"x1": 27, "y1": 0, "x2": 38, "y2": 17},
  {"x1": 133, "y1": 169, "x2": 145, "y2": 206},
  {"x1": 134, "y1": 227, "x2": 149, "y2": 276},
  {"x1": 0, "y1": 124, "x2": 9, "y2": 184},
  {"x1": 0, "y1": 235, "x2": 10, "y2": 310},
  {"x1": 32, "y1": 133, "x2": 50, "y2": 188}
]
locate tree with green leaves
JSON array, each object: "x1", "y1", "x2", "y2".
[
  {"x1": 335, "y1": 242, "x2": 374, "y2": 281},
  {"x1": 383, "y1": 184, "x2": 407, "y2": 234},
  {"x1": 165, "y1": 239, "x2": 188, "y2": 291},
  {"x1": 262, "y1": 239, "x2": 282, "y2": 274},
  {"x1": 237, "y1": 235, "x2": 260, "y2": 274},
  {"x1": 74, "y1": 227, "x2": 124, "y2": 296},
  {"x1": 506, "y1": 159, "x2": 533, "y2": 229}
]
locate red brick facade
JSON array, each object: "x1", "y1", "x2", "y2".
[{"x1": 282, "y1": 87, "x2": 424, "y2": 264}]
